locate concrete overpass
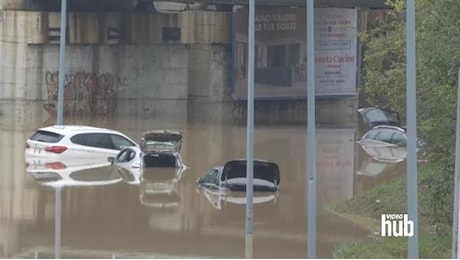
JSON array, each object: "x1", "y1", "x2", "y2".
[
  {"x1": 0, "y1": 0, "x2": 388, "y2": 126},
  {"x1": 2, "y1": 0, "x2": 388, "y2": 12}
]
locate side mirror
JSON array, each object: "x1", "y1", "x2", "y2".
[{"x1": 107, "y1": 157, "x2": 115, "y2": 164}]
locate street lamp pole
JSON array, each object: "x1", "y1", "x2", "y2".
[
  {"x1": 306, "y1": 0, "x2": 317, "y2": 258},
  {"x1": 56, "y1": 0, "x2": 67, "y2": 125},
  {"x1": 245, "y1": 0, "x2": 256, "y2": 258},
  {"x1": 406, "y1": 0, "x2": 418, "y2": 258}
]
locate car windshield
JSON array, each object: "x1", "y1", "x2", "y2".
[{"x1": 143, "y1": 153, "x2": 176, "y2": 168}]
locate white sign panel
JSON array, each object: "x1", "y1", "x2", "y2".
[
  {"x1": 233, "y1": 7, "x2": 358, "y2": 99},
  {"x1": 315, "y1": 8, "x2": 358, "y2": 96}
]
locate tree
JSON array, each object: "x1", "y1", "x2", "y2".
[
  {"x1": 360, "y1": 0, "x2": 460, "y2": 166},
  {"x1": 360, "y1": 0, "x2": 460, "y2": 233}
]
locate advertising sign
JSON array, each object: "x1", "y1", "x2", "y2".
[{"x1": 232, "y1": 7, "x2": 358, "y2": 100}]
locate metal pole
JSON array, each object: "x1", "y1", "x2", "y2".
[
  {"x1": 57, "y1": 0, "x2": 67, "y2": 125},
  {"x1": 406, "y1": 0, "x2": 418, "y2": 258},
  {"x1": 306, "y1": 0, "x2": 316, "y2": 258},
  {"x1": 55, "y1": 187, "x2": 62, "y2": 259},
  {"x1": 245, "y1": 0, "x2": 255, "y2": 258},
  {"x1": 452, "y1": 69, "x2": 460, "y2": 259}
]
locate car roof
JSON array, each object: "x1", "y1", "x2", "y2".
[
  {"x1": 371, "y1": 125, "x2": 406, "y2": 132},
  {"x1": 359, "y1": 106, "x2": 398, "y2": 113},
  {"x1": 37, "y1": 125, "x2": 126, "y2": 136}
]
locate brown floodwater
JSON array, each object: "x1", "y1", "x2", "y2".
[{"x1": 0, "y1": 112, "x2": 406, "y2": 259}]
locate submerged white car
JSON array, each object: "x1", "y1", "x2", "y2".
[
  {"x1": 25, "y1": 125, "x2": 138, "y2": 161},
  {"x1": 109, "y1": 146, "x2": 188, "y2": 176},
  {"x1": 357, "y1": 125, "x2": 425, "y2": 163},
  {"x1": 197, "y1": 159, "x2": 281, "y2": 193},
  {"x1": 109, "y1": 145, "x2": 188, "y2": 208}
]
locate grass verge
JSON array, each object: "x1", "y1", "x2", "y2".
[{"x1": 328, "y1": 162, "x2": 452, "y2": 258}]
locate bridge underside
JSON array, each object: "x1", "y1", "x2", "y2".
[{"x1": 20, "y1": 0, "x2": 387, "y2": 12}]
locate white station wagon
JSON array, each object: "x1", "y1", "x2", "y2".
[{"x1": 25, "y1": 125, "x2": 138, "y2": 162}]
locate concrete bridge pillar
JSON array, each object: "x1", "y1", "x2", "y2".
[{"x1": 0, "y1": 0, "x2": 27, "y2": 10}]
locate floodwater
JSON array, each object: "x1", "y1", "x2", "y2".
[{"x1": 0, "y1": 109, "x2": 407, "y2": 259}]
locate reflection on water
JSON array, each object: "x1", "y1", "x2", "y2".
[{"x1": 0, "y1": 113, "x2": 407, "y2": 259}]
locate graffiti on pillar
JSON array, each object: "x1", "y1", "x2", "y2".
[{"x1": 44, "y1": 71, "x2": 125, "y2": 117}]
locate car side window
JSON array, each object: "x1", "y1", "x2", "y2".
[
  {"x1": 376, "y1": 131, "x2": 394, "y2": 143},
  {"x1": 127, "y1": 150, "x2": 135, "y2": 161},
  {"x1": 364, "y1": 130, "x2": 378, "y2": 140},
  {"x1": 210, "y1": 171, "x2": 219, "y2": 185},
  {"x1": 111, "y1": 134, "x2": 136, "y2": 150},
  {"x1": 392, "y1": 132, "x2": 407, "y2": 146},
  {"x1": 116, "y1": 149, "x2": 130, "y2": 162},
  {"x1": 87, "y1": 133, "x2": 115, "y2": 149},
  {"x1": 71, "y1": 133, "x2": 114, "y2": 149},
  {"x1": 70, "y1": 134, "x2": 88, "y2": 146}
]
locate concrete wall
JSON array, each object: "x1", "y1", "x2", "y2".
[
  {"x1": 232, "y1": 98, "x2": 358, "y2": 126},
  {"x1": 0, "y1": 0, "x2": 27, "y2": 10},
  {"x1": 0, "y1": 10, "x2": 231, "y2": 45},
  {"x1": 187, "y1": 44, "x2": 234, "y2": 124},
  {"x1": 28, "y1": 44, "x2": 189, "y2": 120},
  {"x1": 0, "y1": 10, "x2": 232, "y2": 122},
  {"x1": 0, "y1": 9, "x2": 356, "y2": 125}
]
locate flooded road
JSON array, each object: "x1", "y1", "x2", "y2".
[{"x1": 0, "y1": 113, "x2": 406, "y2": 258}]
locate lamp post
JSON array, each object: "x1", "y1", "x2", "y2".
[
  {"x1": 406, "y1": 0, "x2": 418, "y2": 258},
  {"x1": 245, "y1": 0, "x2": 255, "y2": 258},
  {"x1": 56, "y1": 0, "x2": 67, "y2": 125},
  {"x1": 306, "y1": 0, "x2": 316, "y2": 258}
]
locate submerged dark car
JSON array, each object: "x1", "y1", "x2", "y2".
[
  {"x1": 358, "y1": 107, "x2": 403, "y2": 130},
  {"x1": 197, "y1": 159, "x2": 280, "y2": 193},
  {"x1": 199, "y1": 186, "x2": 279, "y2": 210}
]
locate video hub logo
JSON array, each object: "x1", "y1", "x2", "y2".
[{"x1": 380, "y1": 214, "x2": 414, "y2": 237}]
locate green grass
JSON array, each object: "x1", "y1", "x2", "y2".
[
  {"x1": 329, "y1": 162, "x2": 452, "y2": 258},
  {"x1": 333, "y1": 236, "x2": 451, "y2": 259}
]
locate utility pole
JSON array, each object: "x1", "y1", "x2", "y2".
[
  {"x1": 57, "y1": 0, "x2": 67, "y2": 125},
  {"x1": 451, "y1": 69, "x2": 460, "y2": 259},
  {"x1": 306, "y1": 0, "x2": 317, "y2": 258},
  {"x1": 245, "y1": 0, "x2": 255, "y2": 258},
  {"x1": 406, "y1": 0, "x2": 418, "y2": 258},
  {"x1": 55, "y1": 187, "x2": 62, "y2": 259}
]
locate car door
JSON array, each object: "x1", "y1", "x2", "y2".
[{"x1": 114, "y1": 148, "x2": 139, "y2": 183}]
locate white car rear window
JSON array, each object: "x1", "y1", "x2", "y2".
[{"x1": 30, "y1": 130, "x2": 64, "y2": 143}]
